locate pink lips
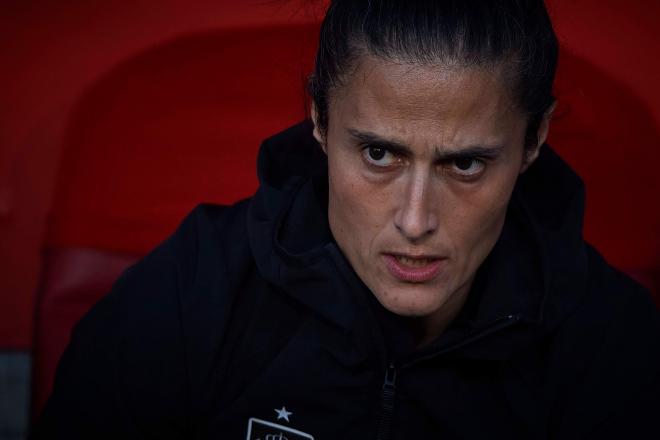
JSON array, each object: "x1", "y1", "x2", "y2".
[{"x1": 383, "y1": 254, "x2": 445, "y2": 283}]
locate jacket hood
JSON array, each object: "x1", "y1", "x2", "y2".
[{"x1": 247, "y1": 121, "x2": 589, "y2": 360}]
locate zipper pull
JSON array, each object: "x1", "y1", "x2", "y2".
[
  {"x1": 377, "y1": 363, "x2": 397, "y2": 440},
  {"x1": 382, "y1": 363, "x2": 397, "y2": 401}
]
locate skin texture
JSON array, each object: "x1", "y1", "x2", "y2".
[{"x1": 312, "y1": 56, "x2": 553, "y2": 346}]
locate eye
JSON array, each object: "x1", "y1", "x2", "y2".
[
  {"x1": 450, "y1": 157, "x2": 486, "y2": 178},
  {"x1": 362, "y1": 145, "x2": 398, "y2": 168}
]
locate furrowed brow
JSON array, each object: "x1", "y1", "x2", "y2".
[
  {"x1": 347, "y1": 128, "x2": 413, "y2": 157},
  {"x1": 434, "y1": 145, "x2": 504, "y2": 162},
  {"x1": 347, "y1": 128, "x2": 504, "y2": 161}
]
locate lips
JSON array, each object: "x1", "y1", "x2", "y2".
[{"x1": 383, "y1": 253, "x2": 445, "y2": 283}]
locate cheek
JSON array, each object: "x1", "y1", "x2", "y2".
[
  {"x1": 444, "y1": 171, "x2": 517, "y2": 263},
  {"x1": 327, "y1": 152, "x2": 392, "y2": 256}
]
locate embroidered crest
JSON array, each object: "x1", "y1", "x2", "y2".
[{"x1": 245, "y1": 417, "x2": 314, "y2": 440}]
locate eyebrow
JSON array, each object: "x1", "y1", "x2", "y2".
[{"x1": 347, "y1": 128, "x2": 504, "y2": 161}]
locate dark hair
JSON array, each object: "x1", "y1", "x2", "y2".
[{"x1": 309, "y1": 0, "x2": 558, "y2": 148}]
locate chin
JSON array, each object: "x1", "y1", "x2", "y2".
[{"x1": 374, "y1": 282, "x2": 450, "y2": 318}]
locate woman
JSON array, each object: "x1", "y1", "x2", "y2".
[{"x1": 34, "y1": 1, "x2": 659, "y2": 438}]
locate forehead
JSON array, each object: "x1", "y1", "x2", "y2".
[{"x1": 330, "y1": 56, "x2": 523, "y2": 147}]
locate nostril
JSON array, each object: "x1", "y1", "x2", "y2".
[{"x1": 394, "y1": 210, "x2": 437, "y2": 241}]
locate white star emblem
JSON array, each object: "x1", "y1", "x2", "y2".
[{"x1": 274, "y1": 406, "x2": 292, "y2": 422}]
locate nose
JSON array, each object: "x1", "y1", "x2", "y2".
[{"x1": 394, "y1": 170, "x2": 438, "y2": 242}]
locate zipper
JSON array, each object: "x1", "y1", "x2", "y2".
[
  {"x1": 376, "y1": 363, "x2": 397, "y2": 440},
  {"x1": 373, "y1": 314, "x2": 523, "y2": 439}
]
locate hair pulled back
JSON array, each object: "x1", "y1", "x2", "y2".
[{"x1": 309, "y1": 0, "x2": 558, "y2": 148}]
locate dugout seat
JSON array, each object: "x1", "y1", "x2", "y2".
[{"x1": 32, "y1": 1, "x2": 660, "y2": 421}]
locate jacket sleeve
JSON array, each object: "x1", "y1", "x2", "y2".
[
  {"x1": 30, "y1": 207, "x2": 223, "y2": 439},
  {"x1": 557, "y1": 264, "x2": 660, "y2": 440},
  {"x1": 583, "y1": 286, "x2": 660, "y2": 439}
]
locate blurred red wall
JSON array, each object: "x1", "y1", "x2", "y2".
[
  {"x1": 0, "y1": 0, "x2": 326, "y2": 349},
  {"x1": 1, "y1": 0, "x2": 659, "y2": 349}
]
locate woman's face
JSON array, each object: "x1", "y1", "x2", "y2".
[{"x1": 313, "y1": 56, "x2": 549, "y2": 336}]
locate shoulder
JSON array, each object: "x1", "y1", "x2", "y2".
[
  {"x1": 113, "y1": 199, "x2": 257, "y2": 347},
  {"x1": 553, "y1": 244, "x2": 658, "y2": 344},
  {"x1": 55, "y1": 201, "x2": 256, "y2": 431},
  {"x1": 582, "y1": 245, "x2": 659, "y2": 389},
  {"x1": 550, "y1": 245, "x2": 660, "y2": 437},
  {"x1": 556, "y1": 244, "x2": 660, "y2": 374},
  {"x1": 112, "y1": 200, "x2": 252, "y2": 310},
  {"x1": 94, "y1": 198, "x2": 255, "y2": 351},
  {"x1": 159, "y1": 200, "x2": 251, "y2": 272},
  {"x1": 580, "y1": 244, "x2": 659, "y2": 339},
  {"x1": 36, "y1": 201, "x2": 257, "y2": 436}
]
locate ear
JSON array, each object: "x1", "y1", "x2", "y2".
[
  {"x1": 520, "y1": 101, "x2": 556, "y2": 173},
  {"x1": 310, "y1": 102, "x2": 327, "y2": 154}
]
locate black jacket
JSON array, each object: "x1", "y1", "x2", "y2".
[{"x1": 34, "y1": 121, "x2": 660, "y2": 439}]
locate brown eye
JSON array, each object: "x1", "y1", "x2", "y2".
[
  {"x1": 368, "y1": 146, "x2": 386, "y2": 161},
  {"x1": 455, "y1": 157, "x2": 475, "y2": 170},
  {"x1": 362, "y1": 146, "x2": 397, "y2": 167},
  {"x1": 450, "y1": 157, "x2": 485, "y2": 177}
]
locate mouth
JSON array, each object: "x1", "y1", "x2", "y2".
[{"x1": 383, "y1": 253, "x2": 446, "y2": 283}]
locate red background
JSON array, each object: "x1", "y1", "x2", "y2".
[{"x1": 1, "y1": 0, "x2": 659, "y2": 350}]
